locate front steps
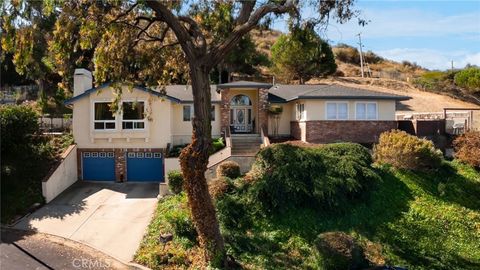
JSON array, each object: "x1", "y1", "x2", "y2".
[{"x1": 231, "y1": 134, "x2": 262, "y2": 156}]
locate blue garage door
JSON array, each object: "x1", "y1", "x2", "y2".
[
  {"x1": 127, "y1": 152, "x2": 164, "y2": 182},
  {"x1": 82, "y1": 152, "x2": 115, "y2": 181}
]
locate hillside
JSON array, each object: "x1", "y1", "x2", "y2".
[{"x1": 250, "y1": 29, "x2": 480, "y2": 114}]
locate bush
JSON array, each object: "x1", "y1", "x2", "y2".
[
  {"x1": 247, "y1": 143, "x2": 379, "y2": 212},
  {"x1": 208, "y1": 177, "x2": 234, "y2": 200},
  {"x1": 216, "y1": 193, "x2": 253, "y2": 232},
  {"x1": 216, "y1": 161, "x2": 241, "y2": 179},
  {"x1": 210, "y1": 137, "x2": 225, "y2": 155},
  {"x1": 333, "y1": 46, "x2": 360, "y2": 65},
  {"x1": 315, "y1": 232, "x2": 368, "y2": 270},
  {"x1": 373, "y1": 130, "x2": 443, "y2": 171},
  {"x1": 453, "y1": 131, "x2": 480, "y2": 168},
  {"x1": 167, "y1": 170, "x2": 184, "y2": 194},
  {"x1": 162, "y1": 195, "x2": 197, "y2": 245},
  {"x1": 454, "y1": 67, "x2": 480, "y2": 93},
  {"x1": 0, "y1": 105, "x2": 38, "y2": 154}
]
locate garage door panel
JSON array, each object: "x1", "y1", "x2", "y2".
[
  {"x1": 127, "y1": 152, "x2": 164, "y2": 182},
  {"x1": 82, "y1": 152, "x2": 115, "y2": 181}
]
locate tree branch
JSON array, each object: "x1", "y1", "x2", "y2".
[
  {"x1": 109, "y1": 3, "x2": 138, "y2": 24},
  {"x1": 145, "y1": 0, "x2": 198, "y2": 59},
  {"x1": 208, "y1": 0, "x2": 296, "y2": 68},
  {"x1": 235, "y1": 0, "x2": 256, "y2": 25}
]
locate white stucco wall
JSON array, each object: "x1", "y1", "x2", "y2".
[
  {"x1": 293, "y1": 99, "x2": 396, "y2": 121},
  {"x1": 72, "y1": 86, "x2": 173, "y2": 149},
  {"x1": 171, "y1": 103, "x2": 221, "y2": 145},
  {"x1": 268, "y1": 103, "x2": 293, "y2": 136},
  {"x1": 42, "y1": 145, "x2": 78, "y2": 203}
]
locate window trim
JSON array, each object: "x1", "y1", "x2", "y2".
[
  {"x1": 121, "y1": 100, "x2": 146, "y2": 130},
  {"x1": 183, "y1": 104, "x2": 193, "y2": 122},
  {"x1": 92, "y1": 101, "x2": 117, "y2": 132},
  {"x1": 296, "y1": 103, "x2": 305, "y2": 121},
  {"x1": 325, "y1": 101, "x2": 349, "y2": 120},
  {"x1": 354, "y1": 101, "x2": 378, "y2": 120}
]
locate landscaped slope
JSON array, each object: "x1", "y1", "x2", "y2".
[{"x1": 135, "y1": 159, "x2": 480, "y2": 269}]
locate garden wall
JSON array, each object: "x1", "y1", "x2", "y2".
[{"x1": 42, "y1": 145, "x2": 78, "y2": 203}]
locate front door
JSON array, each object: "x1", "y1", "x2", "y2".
[{"x1": 231, "y1": 107, "x2": 252, "y2": 133}]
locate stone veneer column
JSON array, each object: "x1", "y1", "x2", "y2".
[
  {"x1": 220, "y1": 88, "x2": 230, "y2": 130},
  {"x1": 115, "y1": 149, "x2": 126, "y2": 182},
  {"x1": 258, "y1": 88, "x2": 269, "y2": 135}
]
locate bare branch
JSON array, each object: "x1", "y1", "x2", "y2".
[
  {"x1": 110, "y1": 3, "x2": 138, "y2": 24},
  {"x1": 208, "y1": 0, "x2": 296, "y2": 68}
]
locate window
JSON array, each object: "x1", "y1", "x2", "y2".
[
  {"x1": 94, "y1": 102, "x2": 116, "y2": 130},
  {"x1": 122, "y1": 101, "x2": 145, "y2": 130},
  {"x1": 211, "y1": 106, "x2": 215, "y2": 121},
  {"x1": 183, "y1": 105, "x2": 192, "y2": 121},
  {"x1": 296, "y1": 103, "x2": 305, "y2": 120},
  {"x1": 230, "y1": 95, "x2": 252, "y2": 106},
  {"x1": 356, "y1": 102, "x2": 377, "y2": 120},
  {"x1": 326, "y1": 102, "x2": 348, "y2": 120}
]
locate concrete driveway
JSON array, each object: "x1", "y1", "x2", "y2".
[{"x1": 14, "y1": 182, "x2": 159, "y2": 263}]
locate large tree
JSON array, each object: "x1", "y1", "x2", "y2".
[
  {"x1": 3, "y1": 0, "x2": 359, "y2": 266},
  {"x1": 271, "y1": 23, "x2": 337, "y2": 84}
]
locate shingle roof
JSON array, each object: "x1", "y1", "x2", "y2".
[
  {"x1": 268, "y1": 84, "x2": 410, "y2": 102},
  {"x1": 217, "y1": 80, "x2": 273, "y2": 89},
  {"x1": 165, "y1": 85, "x2": 221, "y2": 103}
]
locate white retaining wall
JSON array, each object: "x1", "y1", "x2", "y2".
[{"x1": 42, "y1": 145, "x2": 78, "y2": 203}]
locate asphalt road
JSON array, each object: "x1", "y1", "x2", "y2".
[{"x1": 1, "y1": 228, "x2": 134, "y2": 270}]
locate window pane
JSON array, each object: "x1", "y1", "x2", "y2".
[
  {"x1": 367, "y1": 103, "x2": 377, "y2": 119},
  {"x1": 105, "y1": 122, "x2": 115, "y2": 129},
  {"x1": 135, "y1": 122, "x2": 145, "y2": 129},
  {"x1": 338, "y1": 103, "x2": 348, "y2": 119},
  {"x1": 326, "y1": 103, "x2": 337, "y2": 119},
  {"x1": 211, "y1": 106, "x2": 215, "y2": 121},
  {"x1": 230, "y1": 95, "x2": 251, "y2": 106},
  {"x1": 183, "y1": 105, "x2": 191, "y2": 121},
  {"x1": 123, "y1": 122, "x2": 133, "y2": 129},
  {"x1": 123, "y1": 102, "x2": 144, "y2": 120},
  {"x1": 95, "y1": 103, "x2": 114, "y2": 120},
  {"x1": 94, "y1": 122, "x2": 104, "y2": 129},
  {"x1": 248, "y1": 109, "x2": 251, "y2": 124},
  {"x1": 356, "y1": 103, "x2": 366, "y2": 120}
]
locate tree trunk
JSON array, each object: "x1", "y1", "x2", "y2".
[{"x1": 179, "y1": 63, "x2": 226, "y2": 266}]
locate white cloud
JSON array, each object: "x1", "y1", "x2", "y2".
[{"x1": 376, "y1": 48, "x2": 480, "y2": 70}]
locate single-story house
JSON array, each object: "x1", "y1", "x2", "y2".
[{"x1": 66, "y1": 68, "x2": 410, "y2": 182}]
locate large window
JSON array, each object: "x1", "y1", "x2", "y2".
[
  {"x1": 94, "y1": 102, "x2": 115, "y2": 130},
  {"x1": 230, "y1": 95, "x2": 252, "y2": 106},
  {"x1": 326, "y1": 102, "x2": 348, "y2": 120},
  {"x1": 183, "y1": 105, "x2": 192, "y2": 121},
  {"x1": 122, "y1": 101, "x2": 145, "y2": 129},
  {"x1": 296, "y1": 103, "x2": 305, "y2": 120},
  {"x1": 356, "y1": 102, "x2": 377, "y2": 120}
]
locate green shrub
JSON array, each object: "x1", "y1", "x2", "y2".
[
  {"x1": 168, "y1": 144, "x2": 188, "y2": 158},
  {"x1": 216, "y1": 193, "x2": 253, "y2": 232},
  {"x1": 216, "y1": 161, "x2": 241, "y2": 179},
  {"x1": 453, "y1": 131, "x2": 480, "y2": 168},
  {"x1": 167, "y1": 170, "x2": 184, "y2": 194},
  {"x1": 373, "y1": 130, "x2": 443, "y2": 171},
  {"x1": 0, "y1": 105, "x2": 39, "y2": 154},
  {"x1": 210, "y1": 137, "x2": 225, "y2": 154},
  {"x1": 247, "y1": 143, "x2": 379, "y2": 212},
  {"x1": 454, "y1": 67, "x2": 480, "y2": 93},
  {"x1": 162, "y1": 195, "x2": 198, "y2": 245},
  {"x1": 208, "y1": 177, "x2": 234, "y2": 200}
]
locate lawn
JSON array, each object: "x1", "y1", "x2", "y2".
[{"x1": 135, "y1": 160, "x2": 480, "y2": 270}]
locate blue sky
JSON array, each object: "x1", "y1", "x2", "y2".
[{"x1": 272, "y1": 0, "x2": 480, "y2": 70}]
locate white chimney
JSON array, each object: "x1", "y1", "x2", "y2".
[{"x1": 73, "y1": 68, "x2": 93, "y2": 97}]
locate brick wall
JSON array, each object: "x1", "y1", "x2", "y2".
[{"x1": 291, "y1": 121, "x2": 398, "y2": 144}]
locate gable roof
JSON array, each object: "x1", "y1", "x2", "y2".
[
  {"x1": 65, "y1": 83, "x2": 182, "y2": 105},
  {"x1": 217, "y1": 80, "x2": 273, "y2": 89},
  {"x1": 268, "y1": 84, "x2": 411, "y2": 102}
]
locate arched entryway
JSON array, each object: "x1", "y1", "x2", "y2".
[{"x1": 230, "y1": 94, "x2": 253, "y2": 133}]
